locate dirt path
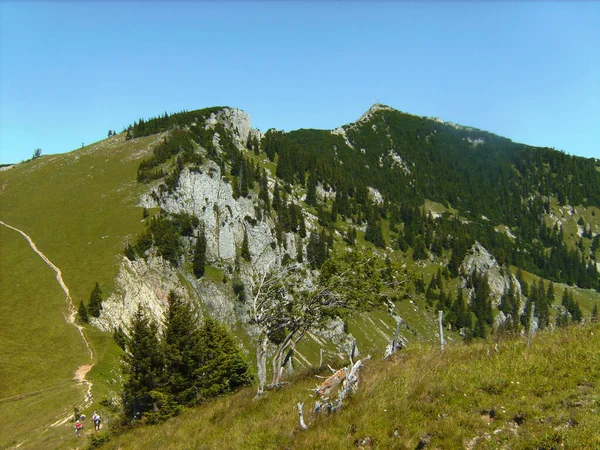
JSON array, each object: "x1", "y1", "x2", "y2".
[
  {"x1": 0, "y1": 220, "x2": 95, "y2": 427},
  {"x1": 0, "y1": 220, "x2": 94, "y2": 359}
]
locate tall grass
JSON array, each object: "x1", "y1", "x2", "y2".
[{"x1": 100, "y1": 322, "x2": 600, "y2": 449}]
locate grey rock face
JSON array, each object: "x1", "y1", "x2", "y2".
[
  {"x1": 91, "y1": 255, "x2": 186, "y2": 333},
  {"x1": 459, "y1": 241, "x2": 523, "y2": 309}
]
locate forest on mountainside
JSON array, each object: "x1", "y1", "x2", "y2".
[{"x1": 124, "y1": 106, "x2": 600, "y2": 346}]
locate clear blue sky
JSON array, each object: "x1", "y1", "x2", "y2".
[{"x1": 1, "y1": 1, "x2": 598, "y2": 164}]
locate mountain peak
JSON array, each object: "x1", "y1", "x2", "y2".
[{"x1": 356, "y1": 103, "x2": 395, "y2": 124}]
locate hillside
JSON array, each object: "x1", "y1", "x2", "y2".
[
  {"x1": 1, "y1": 104, "x2": 600, "y2": 448},
  {"x1": 102, "y1": 322, "x2": 600, "y2": 449}
]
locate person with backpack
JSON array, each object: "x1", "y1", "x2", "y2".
[
  {"x1": 92, "y1": 410, "x2": 101, "y2": 431},
  {"x1": 75, "y1": 419, "x2": 83, "y2": 436}
]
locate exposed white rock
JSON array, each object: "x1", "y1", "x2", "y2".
[
  {"x1": 92, "y1": 255, "x2": 186, "y2": 333},
  {"x1": 459, "y1": 242, "x2": 523, "y2": 310},
  {"x1": 356, "y1": 103, "x2": 394, "y2": 124},
  {"x1": 386, "y1": 149, "x2": 410, "y2": 175},
  {"x1": 194, "y1": 278, "x2": 237, "y2": 326},
  {"x1": 205, "y1": 108, "x2": 253, "y2": 150},
  {"x1": 331, "y1": 127, "x2": 355, "y2": 150},
  {"x1": 467, "y1": 137, "x2": 485, "y2": 146},
  {"x1": 141, "y1": 164, "x2": 276, "y2": 264},
  {"x1": 316, "y1": 183, "x2": 336, "y2": 201},
  {"x1": 367, "y1": 186, "x2": 384, "y2": 205},
  {"x1": 495, "y1": 225, "x2": 517, "y2": 240}
]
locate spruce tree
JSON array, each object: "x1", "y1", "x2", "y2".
[
  {"x1": 193, "y1": 225, "x2": 207, "y2": 278},
  {"x1": 122, "y1": 305, "x2": 164, "y2": 421},
  {"x1": 296, "y1": 237, "x2": 303, "y2": 263},
  {"x1": 88, "y1": 283, "x2": 103, "y2": 318},
  {"x1": 259, "y1": 170, "x2": 270, "y2": 210},
  {"x1": 195, "y1": 318, "x2": 253, "y2": 398},
  {"x1": 162, "y1": 291, "x2": 203, "y2": 405},
  {"x1": 365, "y1": 217, "x2": 385, "y2": 248},
  {"x1": 241, "y1": 228, "x2": 251, "y2": 262},
  {"x1": 78, "y1": 301, "x2": 89, "y2": 324},
  {"x1": 306, "y1": 172, "x2": 317, "y2": 206},
  {"x1": 125, "y1": 242, "x2": 136, "y2": 261}
]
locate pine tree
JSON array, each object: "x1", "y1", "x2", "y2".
[
  {"x1": 122, "y1": 305, "x2": 164, "y2": 421},
  {"x1": 592, "y1": 303, "x2": 598, "y2": 322},
  {"x1": 193, "y1": 225, "x2": 207, "y2": 278},
  {"x1": 195, "y1": 318, "x2": 253, "y2": 398},
  {"x1": 296, "y1": 237, "x2": 303, "y2": 263},
  {"x1": 78, "y1": 301, "x2": 89, "y2": 324},
  {"x1": 298, "y1": 208, "x2": 307, "y2": 238},
  {"x1": 306, "y1": 172, "x2": 317, "y2": 206},
  {"x1": 365, "y1": 217, "x2": 385, "y2": 248},
  {"x1": 125, "y1": 243, "x2": 136, "y2": 261},
  {"x1": 241, "y1": 228, "x2": 251, "y2": 262},
  {"x1": 113, "y1": 326, "x2": 126, "y2": 350},
  {"x1": 162, "y1": 291, "x2": 203, "y2": 405},
  {"x1": 259, "y1": 170, "x2": 270, "y2": 210},
  {"x1": 88, "y1": 283, "x2": 103, "y2": 318}
]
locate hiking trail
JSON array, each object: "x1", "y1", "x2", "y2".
[{"x1": 0, "y1": 220, "x2": 95, "y2": 425}]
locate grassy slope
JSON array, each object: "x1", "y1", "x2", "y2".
[
  {"x1": 0, "y1": 225, "x2": 87, "y2": 448},
  {"x1": 0, "y1": 134, "x2": 158, "y2": 304},
  {"x1": 0, "y1": 134, "x2": 157, "y2": 448},
  {"x1": 2, "y1": 130, "x2": 600, "y2": 448},
  {"x1": 101, "y1": 322, "x2": 600, "y2": 450}
]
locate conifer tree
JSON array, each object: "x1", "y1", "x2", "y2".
[
  {"x1": 306, "y1": 172, "x2": 317, "y2": 206},
  {"x1": 259, "y1": 170, "x2": 270, "y2": 210},
  {"x1": 122, "y1": 305, "x2": 164, "y2": 421},
  {"x1": 78, "y1": 301, "x2": 89, "y2": 324},
  {"x1": 195, "y1": 318, "x2": 253, "y2": 398},
  {"x1": 113, "y1": 326, "x2": 126, "y2": 350},
  {"x1": 296, "y1": 237, "x2": 303, "y2": 263},
  {"x1": 365, "y1": 217, "x2": 385, "y2": 248},
  {"x1": 241, "y1": 228, "x2": 251, "y2": 262},
  {"x1": 125, "y1": 243, "x2": 136, "y2": 261},
  {"x1": 298, "y1": 207, "x2": 307, "y2": 238},
  {"x1": 272, "y1": 182, "x2": 281, "y2": 212},
  {"x1": 193, "y1": 225, "x2": 207, "y2": 278},
  {"x1": 88, "y1": 282, "x2": 103, "y2": 318},
  {"x1": 162, "y1": 291, "x2": 202, "y2": 405}
]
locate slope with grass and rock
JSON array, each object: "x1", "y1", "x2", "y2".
[{"x1": 1, "y1": 103, "x2": 600, "y2": 448}]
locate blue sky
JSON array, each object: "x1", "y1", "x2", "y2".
[{"x1": 1, "y1": 1, "x2": 598, "y2": 164}]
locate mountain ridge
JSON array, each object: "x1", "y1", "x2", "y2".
[{"x1": 1, "y1": 103, "x2": 600, "y2": 448}]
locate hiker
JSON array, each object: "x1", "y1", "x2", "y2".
[
  {"x1": 92, "y1": 410, "x2": 101, "y2": 431},
  {"x1": 75, "y1": 419, "x2": 83, "y2": 436}
]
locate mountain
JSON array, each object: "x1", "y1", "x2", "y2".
[{"x1": 1, "y1": 104, "x2": 599, "y2": 448}]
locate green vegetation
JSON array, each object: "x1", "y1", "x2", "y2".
[
  {"x1": 98, "y1": 322, "x2": 600, "y2": 449},
  {"x1": 0, "y1": 133, "x2": 158, "y2": 448},
  {"x1": 121, "y1": 294, "x2": 252, "y2": 424},
  {"x1": 2, "y1": 103, "x2": 600, "y2": 448},
  {"x1": 0, "y1": 226, "x2": 89, "y2": 449},
  {"x1": 88, "y1": 282, "x2": 103, "y2": 318}
]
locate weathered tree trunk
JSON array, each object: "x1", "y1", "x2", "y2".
[
  {"x1": 271, "y1": 329, "x2": 307, "y2": 385},
  {"x1": 297, "y1": 402, "x2": 307, "y2": 430},
  {"x1": 314, "y1": 355, "x2": 371, "y2": 414},
  {"x1": 255, "y1": 333, "x2": 268, "y2": 396}
]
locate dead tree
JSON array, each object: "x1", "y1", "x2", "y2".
[
  {"x1": 249, "y1": 254, "x2": 382, "y2": 397},
  {"x1": 313, "y1": 355, "x2": 372, "y2": 414}
]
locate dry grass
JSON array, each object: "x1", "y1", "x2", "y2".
[{"x1": 99, "y1": 322, "x2": 600, "y2": 449}]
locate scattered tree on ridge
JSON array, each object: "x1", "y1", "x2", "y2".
[{"x1": 88, "y1": 282, "x2": 103, "y2": 318}]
